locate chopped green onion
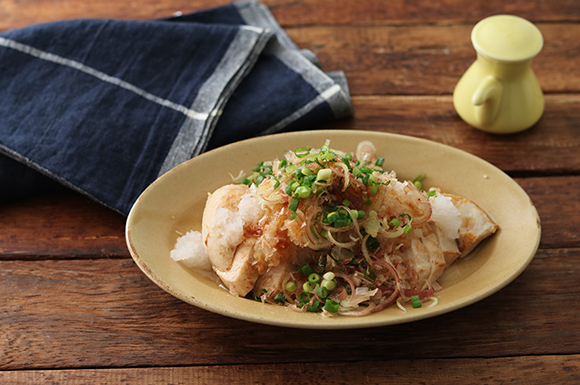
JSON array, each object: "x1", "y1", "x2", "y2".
[
  {"x1": 324, "y1": 299, "x2": 340, "y2": 313},
  {"x1": 294, "y1": 147, "x2": 311, "y2": 158},
  {"x1": 352, "y1": 167, "x2": 361, "y2": 177},
  {"x1": 321, "y1": 279, "x2": 336, "y2": 291},
  {"x1": 375, "y1": 157, "x2": 385, "y2": 167},
  {"x1": 285, "y1": 281, "x2": 296, "y2": 292},
  {"x1": 366, "y1": 236, "x2": 380, "y2": 250},
  {"x1": 262, "y1": 165, "x2": 273, "y2": 175},
  {"x1": 361, "y1": 166, "x2": 373, "y2": 174},
  {"x1": 303, "y1": 175, "x2": 316, "y2": 186},
  {"x1": 413, "y1": 173, "x2": 426, "y2": 182},
  {"x1": 310, "y1": 225, "x2": 320, "y2": 240},
  {"x1": 323, "y1": 272, "x2": 335, "y2": 281},
  {"x1": 290, "y1": 212, "x2": 297, "y2": 220},
  {"x1": 389, "y1": 218, "x2": 401, "y2": 228},
  {"x1": 427, "y1": 190, "x2": 437, "y2": 198},
  {"x1": 299, "y1": 263, "x2": 315, "y2": 276},
  {"x1": 357, "y1": 210, "x2": 365, "y2": 220},
  {"x1": 289, "y1": 197, "x2": 300, "y2": 212},
  {"x1": 317, "y1": 168, "x2": 332, "y2": 181},
  {"x1": 334, "y1": 218, "x2": 351, "y2": 228},
  {"x1": 342, "y1": 156, "x2": 353, "y2": 170},
  {"x1": 297, "y1": 292, "x2": 310, "y2": 307},
  {"x1": 317, "y1": 286, "x2": 328, "y2": 299},
  {"x1": 413, "y1": 173, "x2": 426, "y2": 190},
  {"x1": 274, "y1": 294, "x2": 285, "y2": 303},
  {"x1": 370, "y1": 182, "x2": 379, "y2": 195},
  {"x1": 241, "y1": 177, "x2": 252, "y2": 186},
  {"x1": 364, "y1": 268, "x2": 377, "y2": 281},
  {"x1": 290, "y1": 180, "x2": 300, "y2": 191},
  {"x1": 317, "y1": 149, "x2": 333, "y2": 163},
  {"x1": 303, "y1": 282, "x2": 314, "y2": 293},
  {"x1": 279, "y1": 159, "x2": 287, "y2": 168},
  {"x1": 336, "y1": 206, "x2": 348, "y2": 217},
  {"x1": 307, "y1": 300, "x2": 322, "y2": 312},
  {"x1": 252, "y1": 162, "x2": 263, "y2": 172},
  {"x1": 297, "y1": 292, "x2": 309, "y2": 301},
  {"x1": 295, "y1": 185, "x2": 312, "y2": 199},
  {"x1": 284, "y1": 164, "x2": 297, "y2": 174},
  {"x1": 400, "y1": 213, "x2": 412, "y2": 221},
  {"x1": 326, "y1": 211, "x2": 339, "y2": 223},
  {"x1": 342, "y1": 199, "x2": 351, "y2": 207},
  {"x1": 308, "y1": 273, "x2": 321, "y2": 285},
  {"x1": 411, "y1": 295, "x2": 422, "y2": 308},
  {"x1": 254, "y1": 288, "x2": 267, "y2": 301},
  {"x1": 403, "y1": 224, "x2": 413, "y2": 235},
  {"x1": 301, "y1": 167, "x2": 314, "y2": 176}
]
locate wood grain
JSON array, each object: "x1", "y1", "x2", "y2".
[
  {"x1": 1, "y1": 247, "x2": 579, "y2": 370},
  {"x1": 288, "y1": 23, "x2": 580, "y2": 95},
  {"x1": 0, "y1": 192, "x2": 127, "y2": 259},
  {"x1": 1, "y1": 0, "x2": 580, "y2": 31},
  {"x1": 1, "y1": 355, "x2": 579, "y2": 384}
]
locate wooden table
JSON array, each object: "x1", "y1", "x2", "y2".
[{"x1": 2, "y1": 0, "x2": 579, "y2": 383}]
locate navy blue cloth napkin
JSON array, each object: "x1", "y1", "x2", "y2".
[{"x1": 0, "y1": 0, "x2": 353, "y2": 214}]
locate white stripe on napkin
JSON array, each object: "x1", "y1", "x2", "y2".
[
  {"x1": 235, "y1": 1, "x2": 354, "y2": 129},
  {"x1": 156, "y1": 26, "x2": 272, "y2": 177},
  {"x1": 260, "y1": 84, "x2": 342, "y2": 136},
  {"x1": 0, "y1": 36, "x2": 209, "y2": 121}
]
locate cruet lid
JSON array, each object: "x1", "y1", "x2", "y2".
[{"x1": 471, "y1": 15, "x2": 543, "y2": 62}]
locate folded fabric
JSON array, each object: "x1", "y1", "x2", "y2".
[{"x1": 0, "y1": 0, "x2": 353, "y2": 214}]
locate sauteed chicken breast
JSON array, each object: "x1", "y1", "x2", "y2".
[{"x1": 171, "y1": 141, "x2": 498, "y2": 316}]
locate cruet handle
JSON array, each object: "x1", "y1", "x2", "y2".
[{"x1": 472, "y1": 75, "x2": 502, "y2": 127}]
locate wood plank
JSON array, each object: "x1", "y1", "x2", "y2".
[
  {"x1": 287, "y1": 23, "x2": 580, "y2": 95},
  {"x1": 1, "y1": 247, "x2": 578, "y2": 370},
  {"x1": 1, "y1": 355, "x2": 579, "y2": 384},
  {"x1": 270, "y1": 0, "x2": 580, "y2": 26},
  {"x1": 0, "y1": 192, "x2": 127, "y2": 258},
  {"x1": 1, "y1": 0, "x2": 579, "y2": 32},
  {"x1": 517, "y1": 177, "x2": 580, "y2": 249}
]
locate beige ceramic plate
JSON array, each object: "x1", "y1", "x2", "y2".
[{"x1": 126, "y1": 130, "x2": 541, "y2": 329}]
